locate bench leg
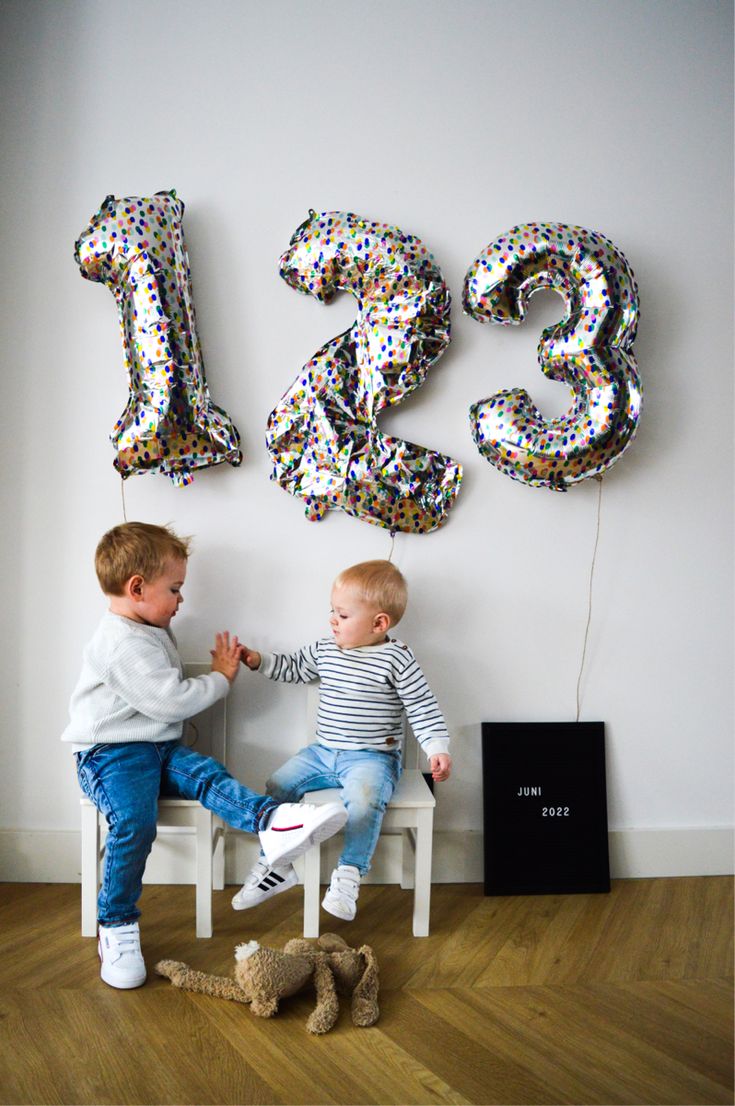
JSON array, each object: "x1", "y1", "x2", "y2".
[
  {"x1": 212, "y1": 817, "x2": 225, "y2": 891},
  {"x1": 412, "y1": 809, "x2": 433, "y2": 937},
  {"x1": 303, "y1": 843, "x2": 321, "y2": 938},
  {"x1": 81, "y1": 804, "x2": 101, "y2": 937},
  {"x1": 194, "y1": 807, "x2": 213, "y2": 938},
  {"x1": 401, "y1": 828, "x2": 415, "y2": 889}
]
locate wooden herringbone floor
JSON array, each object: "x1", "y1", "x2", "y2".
[{"x1": 0, "y1": 877, "x2": 732, "y2": 1105}]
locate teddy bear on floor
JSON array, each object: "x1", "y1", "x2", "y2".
[{"x1": 155, "y1": 932, "x2": 379, "y2": 1035}]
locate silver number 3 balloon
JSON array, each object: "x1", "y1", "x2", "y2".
[{"x1": 463, "y1": 222, "x2": 642, "y2": 491}]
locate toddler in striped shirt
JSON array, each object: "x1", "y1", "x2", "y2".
[{"x1": 233, "y1": 560, "x2": 451, "y2": 921}]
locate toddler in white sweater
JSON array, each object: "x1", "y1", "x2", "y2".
[{"x1": 63, "y1": 522, "x2": 345, "y2": 990}]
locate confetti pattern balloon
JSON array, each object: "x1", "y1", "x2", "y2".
[
  {"x1": 75, "y1": 190, "x2": 242, "y2": 487},
  {"x1": 267, "y1": 210, "x2": 463, "y2": 533},
  {"x1": 463, "y1": 223, "x2": 642, "y2": 491}
]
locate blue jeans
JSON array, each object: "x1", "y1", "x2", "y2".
[
  {"x1": 76, "y1": 740, "x2": 278, "y2": 927},
  {"x1": 266, "y1": 744, "x2": 401, "y2": 875}
]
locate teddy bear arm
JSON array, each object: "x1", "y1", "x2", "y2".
[{"x1": 154, "y1": 961, "x2": 249, "y2": 1004}]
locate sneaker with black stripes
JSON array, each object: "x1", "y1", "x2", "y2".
[{"x1": 231, "y1": 857, "x2": 298, "y2": 910}]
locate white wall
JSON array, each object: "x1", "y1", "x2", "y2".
[{"x1": 1, "y1": 0, "x2": 732, "y2": 881}]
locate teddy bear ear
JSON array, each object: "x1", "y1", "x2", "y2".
[
  {"x1": 318, "y1": 933, "x2": 349, "y2": 952},
  {"x1": 284, "y1": 938, "x2": 312, "y2": 957},
  {"x1": 351, "y1": 946, "x2": 380, "y2": 1027}
]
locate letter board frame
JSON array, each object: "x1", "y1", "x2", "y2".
[{"x1": 482, "y1": 721, "x2": 610, "y2": 896}]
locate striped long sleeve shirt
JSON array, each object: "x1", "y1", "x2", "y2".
[{"x1": 259, "y1": 637, "x2": 450, "y2": 758}]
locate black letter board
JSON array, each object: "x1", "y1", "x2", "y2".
[{"x1": 482, "y1": 722, "x2": 610, "y2": 895}]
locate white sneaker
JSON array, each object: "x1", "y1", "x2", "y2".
[
  {"x1": 259, "y1": 800, "x2": 347, "y2": 867},
  {"x1": 98, "y1": 922, "x2": 146, "y2": 989},
  {"x1": 322, "y1": 865, "x2": 361, "y2": 921},
  {"x1": 232, "y1": 858, "x2": 298, "y2": 910}
]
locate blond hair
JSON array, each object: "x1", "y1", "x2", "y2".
[
  {"x1": 95, "y1": 522, "x2": 191, "y2": 596},
  {"x1": 334, "y1": 560, "x2": 407, "y2": 624}
]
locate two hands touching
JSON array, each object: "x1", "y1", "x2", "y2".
[
  {"x1": 209, "y1": 633, "x2": 452, "y2": 782},
  {"x1": 239, "y1": 645, "x2": 261, "y2": 671},
  {"x1": 209, "y1": 632, "x2": 242, "y2": 683},
  {"x1": 209, "y1": 633, "x2": 260, "y2": 683}
]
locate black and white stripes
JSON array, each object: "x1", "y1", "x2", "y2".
[
  {"x1": 259, "y1": 638, "x2": 450, "y2": 758},
  {"x1": 256, "y1": 868, "x2": 289, "y2": 892}
]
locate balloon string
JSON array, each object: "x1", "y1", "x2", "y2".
[
  {"x1": 121, "y1": 478, "x2": 128, "y2": 522},
  {"x1": 576, "y1": 476, "x2": 603, "y2": 722},
  {"x1": 387, "y1": 528, "x2": 417, "y2": 767}
]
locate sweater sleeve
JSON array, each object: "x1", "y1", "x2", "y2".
[
  {"x1": 258, "y1": 641, "x2": 320, "y2": 684},
  {"x1": 394, "y1": 651, "x2": 450, "y2": 759},
  {"x1": 106, "y1": 634, "x2": 229, "y2": 723}
]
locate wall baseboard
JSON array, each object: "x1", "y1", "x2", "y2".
[{"x1": 0, "y1": 826, "x2": 732, "y2": 885}]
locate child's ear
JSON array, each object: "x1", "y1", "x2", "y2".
[
  {"x1": 126, "y1": 574, "x2": 145, "y2": 601},
  {"x1": 374, "y1": 612, "x2": 391, "y2": 634}
]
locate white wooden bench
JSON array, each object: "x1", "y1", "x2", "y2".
[{"x1": 301, "y1": 685, "x2": 436, "y2": 937}]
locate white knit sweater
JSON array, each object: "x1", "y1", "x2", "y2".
[{"x1": 61, "y1": 612, "x2": 229, "y2": 749}]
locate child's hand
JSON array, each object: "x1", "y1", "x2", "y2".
[
  {"x1": 210, "y1": 632, "x2": 242, "y2": 684},
  {"x1": 429, "y1": 753, "x2": 452, "y2": 782},
  {"x1": 239, "y1": 646, "x2": 262, "y2": 671}
]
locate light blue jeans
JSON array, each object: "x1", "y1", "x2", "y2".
[
  {"x1": 76, "y1": 740, "x2": 278, "y2": 927},
  {"x1": 265, "y1": 743, "x2": 402, "y2": 875}
]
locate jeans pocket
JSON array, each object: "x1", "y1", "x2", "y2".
[
  {"x1": 75, "y1": 744, "x2": 102, "y2": 771},
  {"x1": 76, "y1": 745, "x2": 104, "y2": 802},
  {"x1": 76, "y1": 760, "x2": 93, "y2": 802}
]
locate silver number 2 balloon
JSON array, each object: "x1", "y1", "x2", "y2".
[{"x1": 267, "y1": 210, "x2": 463, "y2": 532}]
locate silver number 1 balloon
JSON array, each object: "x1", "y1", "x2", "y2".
[{"x1": 75, "y1": 190, "x2": 242, "y2": 487}]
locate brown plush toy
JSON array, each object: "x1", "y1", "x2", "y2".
[{"x1": 155, "y1": 933, "x2": 379, "y2": 1035}]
